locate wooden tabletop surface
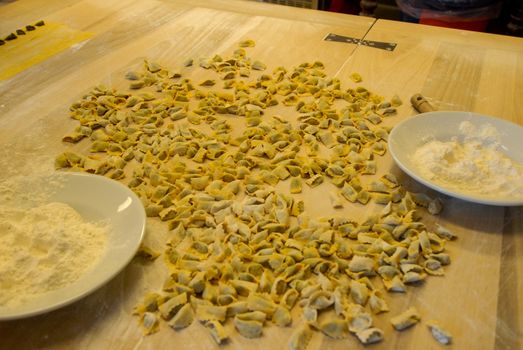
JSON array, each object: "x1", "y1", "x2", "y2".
[{"x1": 0, "y1": 1, "x2": 522, "y2": 350}]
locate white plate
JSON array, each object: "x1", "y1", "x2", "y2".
[
  {"x1": 0, "y1": 172, "x2": 146, "y2": 320},
  {"x1": 388, "y1": 111, "x2": 523, "y2": 206}
]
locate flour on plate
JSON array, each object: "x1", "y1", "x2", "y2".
[
  {"x1": 0, "y1": 176, "x2": 107, "y2": 308},
  {"x1": 411, "y1": 121, "x2": 523, "y2": 197}
]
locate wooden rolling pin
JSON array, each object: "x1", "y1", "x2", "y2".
[{"x1": 410, "y1": 93, "x2": 436, "y2": 113}]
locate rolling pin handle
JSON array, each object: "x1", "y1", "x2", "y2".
[{"x1": 410, "y1": 93, "x2": 436, "y2": 113}]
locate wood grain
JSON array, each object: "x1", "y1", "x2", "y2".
[
  {"x1": 343, "y1": 19, "x2": 523, "y2": 350},
  {"x1": 1, "y1": 2, "x2": 522, "y2": 350}
]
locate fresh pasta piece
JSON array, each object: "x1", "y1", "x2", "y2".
[
  {"x1": 168, "y1": 303, "x2": 194, "y2": 330},
  {"x1": 329, "y1": 191, "x2": 344, "y2": 209},
  {"x1": 226, "y1": 301, "x2": 249, "y2": 318},
  {"x1": 428, "y1": 198, "x2": 443, "y2": 215},
  {"x1": 403, "y1": 271, "x2": 426, "y2": 284},
  {"x1": 355, "y1": 327, "x2": 384, "y2": 344},
  {"x1": 390, "y1": 307, "x2": 421, "y2": 331},
  {"x1": 236, "y1": 311, "x2": 267, "y2": 323},
  {"x1": 247, "y1": 293, "x2": 277, "y2": 316},
  {"x1": 158, "y1": 292, "x2": 187, "y2": 320},
  {"x1": 206, "y1": 320, "x2": 229, "y2": 345},
  {"x1": 305, "y1": 174, "x2": 323, "y2": 188},
  {"x1": 368, "y1": 291, "x2": 389, "y2": 314},
  {"x1": 427, "y1": 320, "x2": 452, "y2": 345},
  {"x1": 347, "y1": 308, "x2": 373, "y2": 333},
  {"x1": 319, "y1": 319, "x2": 349, "y2": 339},
  {"x1": 302, "y1": 306, "x2": 318, "y2": 324},
  {"x1": 195, "y1": 304, "x2": 228, "y2": 322},
  {"x1": 348, "y1": 255, "x2": 375, "y2": 273},
  {"x1": 272, "y1": 305, "x2": 292, "y2": 327},
  {"x1": 233, "y1": 317, "x2": 263, "y2": 338},
  {"x1": 290, "y1": 177, "x2": 302, "y2": 194},
  {"x1": 383, "y1": 275, "x2": 407, "y2": 293},
  {"x1": 435, "y1": 224, "x2": 458, "y2": 240},
  {"x1": 140, "y1": 312, "x2": 160, "y2": 335},
  {"x1": 288, "y1": 324, "x2": 313, "y2": 350},
  {"x1": 307, "y1": 290, "x2": 334, "y2": 310},
  {"x1": 350, "y1": 280, "x2": 369, "y2": 305},
  {"x1": 239, "y1": 39, "x2": 255, "y2": 47}
]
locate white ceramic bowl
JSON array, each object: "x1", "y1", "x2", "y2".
[
  {"x1": 0, "y1": 172, "x2": 146, "y2": 320},
  {"x1": 388, "y1": 111, "x2": 523, "y2": 206}
]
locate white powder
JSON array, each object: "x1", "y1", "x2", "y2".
[
  {"x1": 0, "y1": 179, "x2": 108, "y2": 308},
  {"x1": 412, "y1": 121, "x2": 523, "y2": 197}
]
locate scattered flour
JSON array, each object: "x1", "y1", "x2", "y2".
[
  {"x1": 412, "y1": 121, "x2": 523, "y2": 197},
  {"x1": 0, "y1": 175, "x2": 108, "y2": 308}
]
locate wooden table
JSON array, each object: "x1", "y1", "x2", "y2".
[{"x1": 0, "y1": 1, "x2": 522, "y2": 349}]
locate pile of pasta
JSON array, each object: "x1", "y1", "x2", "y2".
[{"x1": 56, "y1": 40, "x2": 455, "y2": 348}]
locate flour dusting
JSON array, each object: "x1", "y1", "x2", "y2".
[
  {"x1": 412, "y1": 121, "x2": 523, "y2": 197},
  {"x1": 0, "y1": 170, "x2": 108, "y2": 308}
]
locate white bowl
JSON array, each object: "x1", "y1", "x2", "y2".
[
  {"x1": 388, "y1": 111, "x2": 523, "y2": 206},
  {"x1": 0, "y1": 172, "x2": 146, "y2": 320}
]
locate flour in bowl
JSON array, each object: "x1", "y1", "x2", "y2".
[
  {"x1": 0, "y1": 179, "x2": 108, "y2": 308},
  {"x1": 411, "y1": 121, "x2": 523, "y2": 197}
]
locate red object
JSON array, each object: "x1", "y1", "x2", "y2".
[
  {"x1": 419, "y1": 12, "x2": 489, "y2": 32},
  {"x1": 328, "y1": 0, "x2": 360, "y2": 15}
]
